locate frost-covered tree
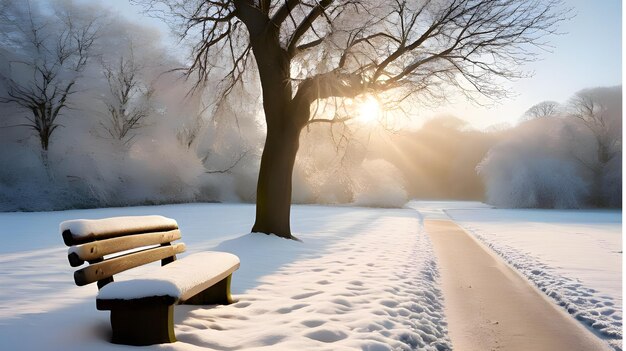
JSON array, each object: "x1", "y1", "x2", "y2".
[
  {"x1": 0, "y1": 1, "x2": 220, "y2": 211},
  {"x1": 0, "y1": 1, "x2": 99, "y2": 157},
  {"x1": 100, "y1": 51, "x2": 155, "y2": 145},
  {"x1": 522, "y1": 100, "x2": 560, "y2": 120},
  {"x1": 567, "y1": 86, "x2": 622, "y2": 207},
  {"x1": 478, "y1": 87, "x2": 622, "y2": 209},
  {"x1": 139, "y1": 0, "x2": 568, "y2": 238}
]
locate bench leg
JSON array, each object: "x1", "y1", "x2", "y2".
[
  {"x1": 109, "y1": 305, "x2": 176, "y2": 345},
  {"x1": 184, "y1": 274, "x2": 235, "y2": 305}
]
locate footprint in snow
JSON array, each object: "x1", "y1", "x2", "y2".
[
  {"x1": 331, "y1": 298, "x2": 352, "y2": 307},
  {"x1": 380, "y1": 300, "x2": 398, "y2": 308},
  {"x1": 292, "y1": 291, "x2": 323, "y2": 300},
  {"x1": 301, "y1": 319, "x2": 326, "y2": 328},
  {"x1": 232, "y1": 301, "x2": 251, "y2": 308},
  {"x1": 305, "y1": 329, "x2": 348, "y2": 343},
  {"x1": 275, "y1": 303, "x2": 309, "y2": 314}
]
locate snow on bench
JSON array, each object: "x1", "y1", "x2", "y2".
[
  {"x1": 61, "y1": 215, "x2": 178, "y2": 245},
  {"x1": 60, "y1": 216, "x2": 240, "y2": 346},
  {"x1": 97, "y1": 252, "x2": 240, "y2": 301}
]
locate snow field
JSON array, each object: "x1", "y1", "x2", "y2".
[{"x1": 0, "y1": 204, "x2": 450, "y2": 350}]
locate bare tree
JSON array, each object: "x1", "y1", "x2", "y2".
[
  {"x1": 568, "y1": 88, "x2": 622, "y2": 206},
  {"x1": 100, "y1": 52, "x2": 154, "y2": 145},
  {"x1": 522, "y1": 100, "x2": 560, "y2": 120},
  {"x1": 142, "y1": 0, "x2": 568, "y2": 238},
  {"x1": 0, "y1": 2, "x2": 99, "y2": 157}
]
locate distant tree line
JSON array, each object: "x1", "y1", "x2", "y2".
[
  {"x1": 367, "y1": 86, "x2": 621, "y2": 209},
  {"x1": 294, "y1": 85, "x2": 621, "y2": 209}
]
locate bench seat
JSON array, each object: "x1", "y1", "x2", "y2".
[{"x1": 97, "y1": 251, "x2": 240, "y2": 307}]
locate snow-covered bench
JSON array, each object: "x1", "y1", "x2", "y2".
[{"x1": 61, "y1": 215, "x2": 240, "y2": 345}]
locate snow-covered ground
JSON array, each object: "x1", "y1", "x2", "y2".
[
  {"x1": 0, "y1": 203, "x2": 450, "y2": 350},
  {"x1": 1, "y1": 201, "x2": 620, "y2": 350},
  {"x1": 411, "y1": 201, "x2": 621, "y2": 350}
]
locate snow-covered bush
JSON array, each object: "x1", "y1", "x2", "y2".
[
  {"x1": 0, "y1": 130, "x2": 210, "y2": 211},
  {"x1": 478, "y1": 118, "x2": 589, "y2": 208},
  {"x1": 478, "y1": 151, "x2": 589, "y2": 208}
]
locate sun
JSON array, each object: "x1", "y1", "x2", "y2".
[{"x1": 356, "y1": 96, "x2": 382, "y2": 124}]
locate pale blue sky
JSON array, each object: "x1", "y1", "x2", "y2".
[{"x1": 98, "y1": 0, "x2": 621, "y2": 129}]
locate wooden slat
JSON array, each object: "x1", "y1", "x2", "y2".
[
  {"x1": 68, "y1": 230, "x2": 182, "y2": 267},
  {"x1": 73, "y1": 243, "x2": 186, "y2": 286},
  {"x1": 62, "y1": 219, "x2": 178, "y2": 246}
]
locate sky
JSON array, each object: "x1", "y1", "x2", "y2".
[
  {"x1": 91, "y1": 0, "x2": 621, "y2": 130},
  {"x1": 434, "y1": 0, "x2": 623, "y2": 129}
]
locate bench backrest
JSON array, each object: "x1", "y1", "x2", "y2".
[{"x1": 60, "y1": 216, "x2": 185, "y2": 288}]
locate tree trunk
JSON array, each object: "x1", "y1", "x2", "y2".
[
  {"x1": 40, "y1": 148, "x2": 53, "y2": 180},
  {"x1": 238, "y1": 8, "x2": 316, "y2": 239},
  {"x1": 251, "y1": 122, "x2": 301, "y2": 239}
]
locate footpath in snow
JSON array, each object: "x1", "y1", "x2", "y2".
[
  {"x1": 411, "y1": 201, "x2": 622, "y2": 351},
  {"x1": 0, "y1": 204, "x2": 450, "y2": 351},
  {"x1": 426, "y1": 219, "x2": 610, "y2": 351}
]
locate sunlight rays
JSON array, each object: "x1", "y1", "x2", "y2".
[{"x1": 356, "y1": 96, "x2": 382, "y2": 125}]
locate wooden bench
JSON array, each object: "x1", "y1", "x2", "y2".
[{"x1": 60, "y1": 215, "x2": 240, "y2": 346}]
